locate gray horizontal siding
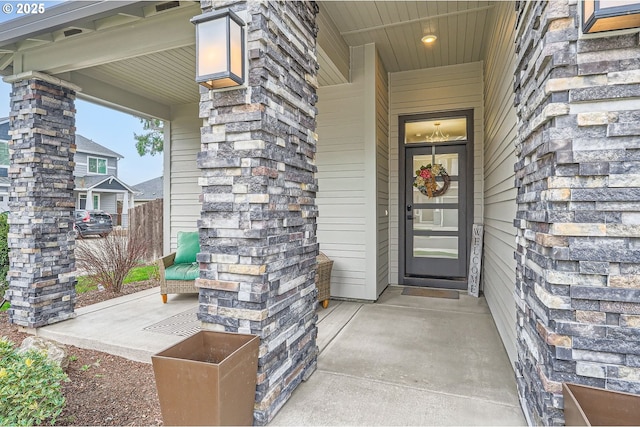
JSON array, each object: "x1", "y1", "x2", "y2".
[
  {"x1": 317, "y1": 45, "x2": 367, "y2": 299},
  {"x1": 482, "y1": 1, "x2": 518, "y2": 367},
  {"x1": 99, "y1": 192, "x2": 117, "y2": 216},
  {"x1": 375, "y1": 48, "x2": 389, "y2": 297},
  {"x1": 168, "y1": 103, "x2": 202, "y2": 253}
]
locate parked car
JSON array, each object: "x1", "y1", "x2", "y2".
[{"x1": 74, "y1": 209, "x2": 113, "y2": 238}]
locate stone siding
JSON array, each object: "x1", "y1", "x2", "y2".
[
  {"x1": 196, "y1": 1, "x2": 319, "y2": 424},
  {"x1": 514, "y1": 1, "x2": 640, "y2": 424},
  {"x1": 4, "y1": 73, "x2": 78, "y2": 328}
]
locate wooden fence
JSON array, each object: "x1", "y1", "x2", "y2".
[{"x1": 128, "y1": 198, "x2": 163, "y2": 262}]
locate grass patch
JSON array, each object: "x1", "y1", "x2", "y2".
[
  {"x1": 76, "y1": 275, "x2": 97, "y2": 294},
  {"x1": 76, "y1": 264, "x2": 158, "y2": 293},
  {"x1": 124, "y1": 264, "x2": 158, "y2": 284}
]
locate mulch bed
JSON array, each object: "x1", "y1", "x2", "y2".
[{"x1": 0, "y1": 280, "x2": 164, "y2": 426}]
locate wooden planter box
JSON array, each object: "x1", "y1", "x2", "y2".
[
  {"x1": 563, "y1": 382, "x2": 640, "y2": 426},
  {"x1": 152, "y1": 331, "x2": 259, "y2": 426}
]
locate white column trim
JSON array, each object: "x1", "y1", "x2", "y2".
[{"x1": 85, "y1": 190, "x2": 94, "y2": 210}]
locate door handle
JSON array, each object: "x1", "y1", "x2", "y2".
[{"x1": 407, "y1": 205, "x2": 413, "y2": 220}]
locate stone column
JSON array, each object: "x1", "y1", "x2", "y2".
[
  {"x1": 514, "y1": 1, "x2": 640, "y2": 425},
  {"x1": 3, "y1": 72, "x2": 78, "y2": 328},
  {"x1": 196, "y1": 1, "x2": 319, "y2": 424}
]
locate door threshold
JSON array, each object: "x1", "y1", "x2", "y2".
[{"x1": 402, "y1": 276, "x2": 467, "y2": 290}]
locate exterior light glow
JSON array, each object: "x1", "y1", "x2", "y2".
[
  {"x1": 192, "y1": 9, "x2": 245, "y2": 89},
  {"x1": 421, "y1": 34, "x2": 437, "y2": 44}
]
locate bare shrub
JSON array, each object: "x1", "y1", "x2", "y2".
[{"x1": 75, "y1": 228, "x2": 149, "y2": 293}]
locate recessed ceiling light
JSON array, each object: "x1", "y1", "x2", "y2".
[{"x1": 421, "y1": 35, "x2": 437, "y2": 44}]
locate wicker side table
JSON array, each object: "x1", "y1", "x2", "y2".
[{"x1": 316, "y1": 252, "x2": 334, "y2": 309}]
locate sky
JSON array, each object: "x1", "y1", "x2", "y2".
[
  {"x1": 0, "y1": 83, "x2": 164, "y2": 186},
  {"x1": 0, "y1": 1, "x2": 164, "y2": 186}
]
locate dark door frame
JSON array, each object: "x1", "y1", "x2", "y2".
[{"x1": 398, "y1": 109, "x2": 475, "y2": 289}]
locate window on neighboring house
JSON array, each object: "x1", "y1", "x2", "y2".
[
  {"x1": 88, "y1": 157, "x2": 107, "y2": 175},
  {"x1": 79, "y1": 194, "x2": 100, "y2": 210},
  {"x1": 0, "y1": 142, "x2": 9, "y2": 166}
]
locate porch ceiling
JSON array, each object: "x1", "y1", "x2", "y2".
[
  {"x1": 78, "y1": 46, "x2": 198, "y2": 106},
  {"x1": 0, "y1": 1, "x2": 201, "y2": 119},
  {"x1": 0, "y1": 1, "x2": 496, "y2": 119},
  {"x1": 319, "y1": 0, "x2": 495, "y2": 74}
]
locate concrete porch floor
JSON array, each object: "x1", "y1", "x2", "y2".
[{"x1": 36, "y1": 285, "x2": 525, "y2": 425}]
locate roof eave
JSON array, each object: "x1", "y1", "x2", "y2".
[
  {"x1": 80, "y1": 175, "x2": 138, "y2": 193},
  {"x1": 78, "y1": 148, "x2": 124, "y2": 160},
  {"x1": 0, "y1": 1, "x2": 145, "y2": 48}
]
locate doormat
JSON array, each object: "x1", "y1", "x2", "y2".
[
  {"x1": 401, "y1": 287, "x2": 460, "y2": 299},
  {"x1": 143, "y1": 306, "x2": 201, "y2": 337}
]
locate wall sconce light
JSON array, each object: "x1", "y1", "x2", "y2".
[
  {"x1": 191, "y1": 9, "x2": 245, "y2": 89},
  {"x1": 582, "y1": 0, "x2": 640, "y2": 34}
]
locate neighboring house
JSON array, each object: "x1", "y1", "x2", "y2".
[
  {"x1": 2, "y1": 1, "x2": 640, "y2": 426},
  {"x1": 73, "y1": 135, "x2": 137, "y2": 227},
  {"x1": 132, "y1": 176, "x2": 163, "y2": 207},
  {"x1": 0, "y1": 123, "x2": 137, "y2": 221},
  {"x1": 0, "y1": 118, "x2": 9, "y2": 212}
]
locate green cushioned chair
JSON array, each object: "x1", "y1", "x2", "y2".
[{"x1": 158, "y1": 231, "x2": 201, "y2": 303}]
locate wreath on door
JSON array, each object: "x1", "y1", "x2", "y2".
[{"x1": 413, "y1": 164, "x2": 450, "y2": 198}]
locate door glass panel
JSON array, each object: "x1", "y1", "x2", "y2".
[
  {"x1": 414, "y1": 209, "x2": 458, "y2": 231},
  {"x1": 433, "y1": 153, "x2": 459, "y2": 176},
  {"x1": 405, "y1": 117, "x2": 467, "y2": 144},
  {"x1": 413, "y1": 182, "x2": 459, "y2": 204},
  {"x1": 413, "y1": 235, "x2": 459, "y2": 259},
  {"x1": 413, "y1": 154, "x2": 459, "y2": 176}
]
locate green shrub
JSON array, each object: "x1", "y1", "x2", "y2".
[
  {"x1": 75, "y1": 229, "x2": 149, "y2": 293},
  {"x1": 0, "y1": 213, "x2": 8, "y2": 300},
  {"x1": 0, "y1": 338, "x2": 68, "y2": 426},
  {"x1": 74, "y1": 264, "x2": 159, "y2": 296}
]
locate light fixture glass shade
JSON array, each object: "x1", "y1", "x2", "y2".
[
  {"x1": 229, "y1": 18, "x2": 243, "y2": 82},
  {"x1": 421, "y1": 34, "x2": 437, "y2": 44},
  {"x1": 192, "y1": 9, "x2": 245, "y2": 89}
]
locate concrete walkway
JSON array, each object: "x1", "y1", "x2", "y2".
[
  {"x1": 272, "y1": 286, "x2": 525, "y2": 425},
  {"x1": 37, "y1": 287, "x2": 199, "y2": 363},
  {"x1": 37, "y1": 285, "x2": 525, "y2": 425}
]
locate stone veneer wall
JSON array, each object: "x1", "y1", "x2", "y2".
[
  {"x1": 196, "y1": 1, "x2": 319, "y2": 424},
  {"x1": 4, "y1": 72, "x2": 77, "y2": 328},
  {"x1": 514, "y1": 1, "x2": 640, "y2": 424}
]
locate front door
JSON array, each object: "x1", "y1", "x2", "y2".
[{"x1": 400, "y1": 111, "x2": 473, "y2": 288}]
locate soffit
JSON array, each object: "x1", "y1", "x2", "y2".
[
  {"x1": 0, "y1": 1, "x2": 201, "y2": 114},
  {"x1": 1, "y1": 1, "x2": 496, "y2": 111},
  {"x1": 319, "y1": 0, "x2": 495, "y2": 75},
  {"x1": 79, "y1": 46, "x2": 199, "y2": 106}
]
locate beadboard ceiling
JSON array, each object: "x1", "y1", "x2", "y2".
[
  {"x1": 80, "y1": 46, "x2": 199, "y2": 107},
  {"x1": 318, "y1": 1, "x2": 495, "y2": 83},
  {"x1": 0, "y1": 1, "x2": 497, "y2": 116}
]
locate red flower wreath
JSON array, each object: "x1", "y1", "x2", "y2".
[{"x1": 413, "y1": 164, "x2": 450, "y2": 198}]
